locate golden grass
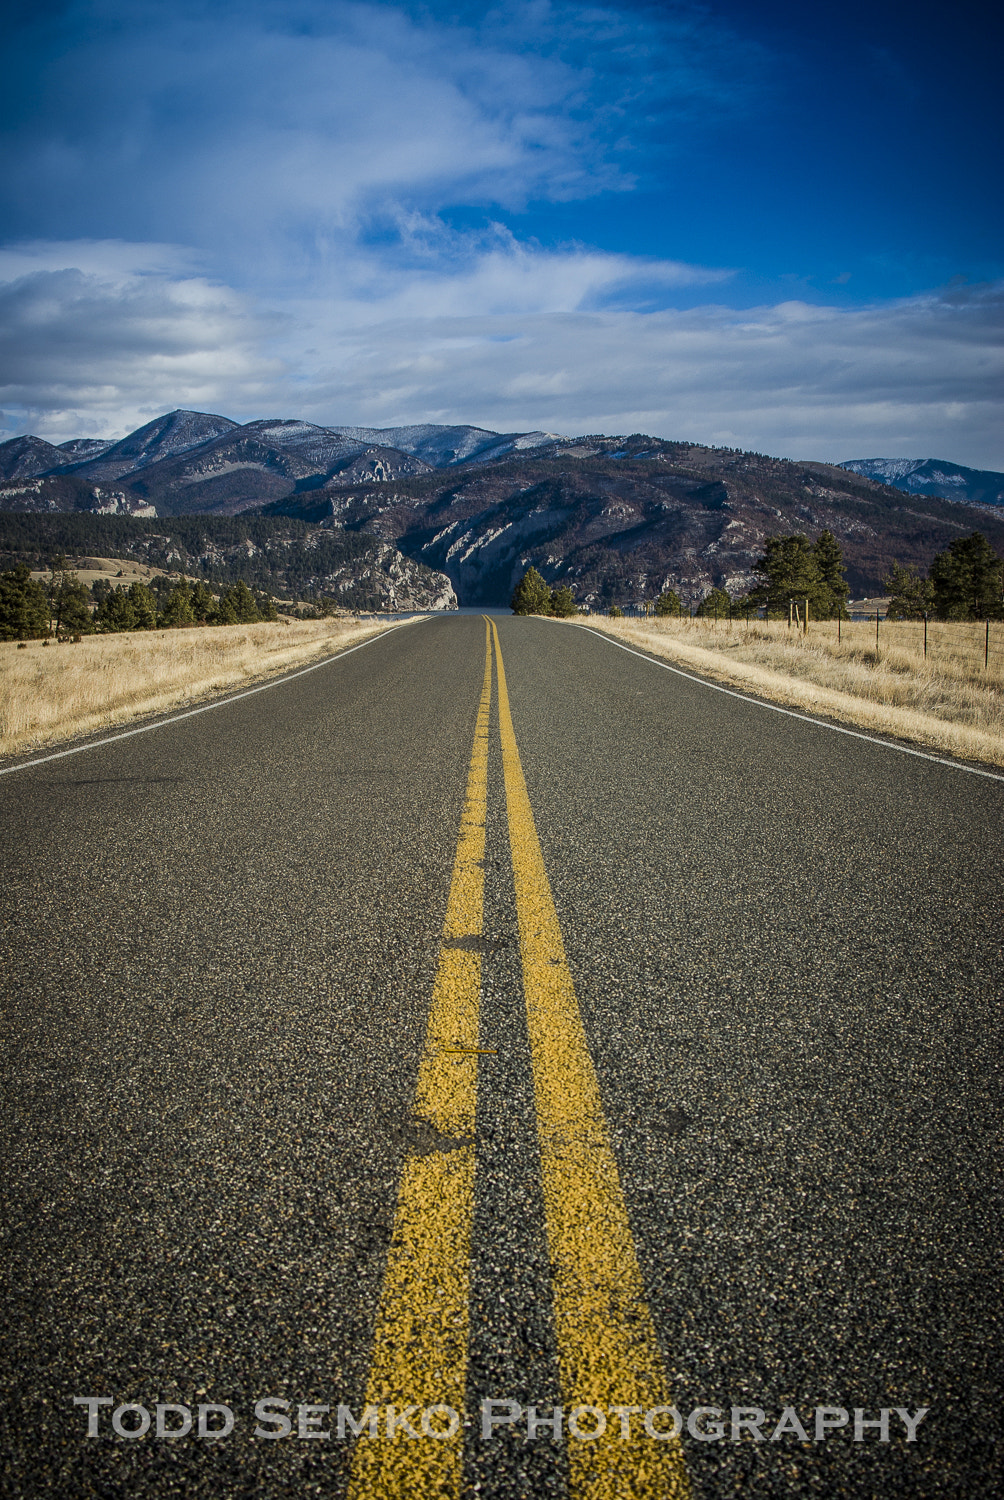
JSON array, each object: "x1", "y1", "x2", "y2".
[
  {"x1": 0, "y1": 615, "x2": 403, "y2": 760},
  {"x1": 573, "y1": 615, "x2": 1004, "y2": 769},
  {"x1": 28, "y1": 555, "x2": 181, "y2": 590}
]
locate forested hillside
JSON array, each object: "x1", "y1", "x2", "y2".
[{"x1": 0, "y1": 513, "x2": 456, "y2": 612}]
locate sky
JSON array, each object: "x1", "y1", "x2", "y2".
[{"x1": 1, "y1": 0, "x2": 1002, "y2": 467}]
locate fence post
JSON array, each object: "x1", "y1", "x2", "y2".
[
  {"x1": 923, "y1": 611, "x2": 928, "y2": 660},
  {"x1": 875, "y1": 610, "x2": 880, "y2": 654},
  {"x1": 804, "y1": 597, "x2": 810, "y2": 636},
  {"x1": 987, "y1": 618, "x2": 990, "y2": 670}
]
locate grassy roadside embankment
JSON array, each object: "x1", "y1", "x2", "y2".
[
  {"x1": 574, "y1": 615, "x2": 1004, "y2": 769},
  {"x1": 0, "y1": 615, "x2": 402, "y2": 761}
]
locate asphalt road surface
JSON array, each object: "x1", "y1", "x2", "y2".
[{"x1": 1, "y1": 613, "x2": 1002, "y2": 1499}]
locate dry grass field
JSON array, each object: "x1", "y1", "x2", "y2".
[
  {"x1": 28, "y1": 555, "x2": 183, "y2": 591},
  {"x1": 575, "y1": 614, "x2": 1004, "y2": 769},
  {"x1": 0, "y1": 615, "x2": 402, "y2": 760}
]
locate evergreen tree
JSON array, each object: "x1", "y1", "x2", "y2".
[
  {"x1": 126, "y1": 581, "x2": 158, "y2": 629},
  {"x1": 929, "y1": 532, "x2": 1004, "y2": 620},
  {"x1": 695, "y1": 586, "x2": 732, "y2": 618},
  {"x1": 811, "y1": 530, "x2": 850, "y2": 618},
  {"x1": 254, "y1": 589, "x2": 279, "y2": 622},
  {"x1": 95, "y1": 586, "x2": 137, "y2": 632},
  {"x1": 510, "y1": 567, "x2": 552, "y2": 615},
  {"x1": 608, "y1": 604, "x2": 624, "y2": 617},
  {"x1": 158, "y1": 580, "x2": 195, "y2": 628},
  {"x1": 884, "y1": 561, "x2": 934, "y2": 620},
  {"x1": 215, "y1": 592, "x2": 239, "y2": 625},
  {"x1": 229, "y1": 580, "x2": 261, "y2": 623},
  {"x1": 748, "y1": 534, "x2": 828, "y2": 615},
  {"x1": 189, "y1": 580, "x2": 216, "y2": 623},
  {"x1": 0, "y1": 564, "x2": 50, "y2": 639},
  {"x1": 548, "y1": 585, "x2": 576, "y2": 617},
  {"x1": 215, "y1": 580, "x2": 260, "y2": 623},
  {"x1": 654, "y1": 589, "x2": 681, "y2": 617},
  {"x1": 47, "y1": 556, "x2": 92, "y2": 635}
]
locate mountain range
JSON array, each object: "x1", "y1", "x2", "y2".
[
  {"x1": 838, "y1": 458, "x2": 1004, "y2": 510},
  {"x1": 0, "y1": 410, "x2": 560, "y2": 506},
  {"x1": 2, "y1": 411, "x2": 1003, "y2": 606}
]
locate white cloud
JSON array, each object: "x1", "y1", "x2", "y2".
[
  {"x1": 0, "y1": 1, "x2": 763, "y2": 283},
  {"x1": 278, "y1": 281, "x2": 1004, "y2": 467},
  {"x1": 2, "y1": 237, "x2": 1001, "y2": 470},
  {"x1": 0, "y1": 250, "x2": 280, "y2": 439}
]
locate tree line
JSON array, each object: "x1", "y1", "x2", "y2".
[
  {"x1": 510, "y1": 531, "x2": 851, "y2": 620},
  {"x1": 884, "y1": 532, "x2": 1003, "y2": 620},
  {"x1": 508, "y1": 528, "x2": 1004, "y2": 623},
  {"x1": 510, "y1": 568, "x2": 577, "y2": 617},
  {"x1": 0, "y1": 511, "x2": 393, "y2": 603},
  {"x1": 0, "y1": 556, "x2": 277, "y2": 640}
]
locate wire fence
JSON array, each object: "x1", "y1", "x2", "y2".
[{"x1": 612, "y1": 604, "x2": 1004, "y2": 677}]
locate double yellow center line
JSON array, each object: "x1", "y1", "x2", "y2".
[{"x1": 349, "y1": 619, "x2": 690, "y2": 1500}]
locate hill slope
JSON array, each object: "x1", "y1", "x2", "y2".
[
  {"x1": 0, "y1": 512, "x2": 457, "y2": 612},
  {"x1": 840, "y1": 458, "x2": 1004, "y2": 509},
  {"x1": 267, "y1": 436, "x2": 1004, "y2": 605},
  {"x1": 3, "y1": 413, "x2": 1002, "y2": 604}
]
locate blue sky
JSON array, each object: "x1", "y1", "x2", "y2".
[{"x1": 1, "y1": 0, "x2": 1001, "y2": 466}]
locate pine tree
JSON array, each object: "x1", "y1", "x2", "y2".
[
  {"x1": 811, "y1": 530, "x2": 850, "y2": 618},
  {"x1": 748, "y1": 535, "x2": 828, "y2": 616},
  {"x1": 189, "y1": 580, "x2": 216, "y2": 623},
  {"x1": 214, "y1": 580, "x2": 260, "y2": 624},
  {"x1": 884, "y1": 562, "x2": 934, "y2": 620},
  {"x1": 0, "y1": 564, "x2": 50, "y2": 639},
  {"x1": 226, "y1": 580, "x2": 261, "y2": 623},
  {"x1": 695, "y1": 587, "x2": 732, "y2": 618},
  {"x1": 95, "y1": 586, "x2": 137, "y2": 632},
  {"x1": 158, "y1": 580, "x2": 195, "y2": 628},
  {"x1": 548, "y1": 585, "x2": 576, "y2": 617},
  {"x1": 929, "y1": 532, "x2": 1004, "y2": 620},
  {"x1": 126, "y1": 581, "x2": 158, "y2": 629},
  {"x1": 654, "y1": 589, "x2": 681, "y2": 616},
  {"x1": 47, "y1": 556, "x2": 92, "y2": 636},
  {"x1": 510, "y1": 567, "x2": 552, "y2": 615}
]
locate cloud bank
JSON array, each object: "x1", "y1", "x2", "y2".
[
  {"x1": 2, "y1": 239, "x2": 1001, "y2": 468},
  {"x1": 2, "y1": 0, "x2": 760, "y2": 266},
  {"x1": 0, "y1": 2, "x2": 1000, "y2": 467}
]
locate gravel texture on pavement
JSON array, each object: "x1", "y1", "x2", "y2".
[{"x1": 1, "y1": 613, "x2": 1001, "y2": 1499}]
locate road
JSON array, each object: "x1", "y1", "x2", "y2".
[{"x1": 1, "y1": 613, "x2": 1001, "y2": 1499}]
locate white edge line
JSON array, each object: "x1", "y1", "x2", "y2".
[
  {"x1": 0, "y1": 619, "x2": 427, "y2": 778},
  {"x1": 578, "y1": 625, "x2": 1004, "y2": 785}
]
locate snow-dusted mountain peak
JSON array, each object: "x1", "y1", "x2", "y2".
[{"x1": 840, "y1": 457, "x2": 1004, "y2": 507}]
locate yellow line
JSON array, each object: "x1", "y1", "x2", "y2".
[
  {"x1": 490, "y1": 619, "x2": 691, "y2": 1500},
  {"x1": 348, "y1": 620, "x2": 493, "y2": 1500}
]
